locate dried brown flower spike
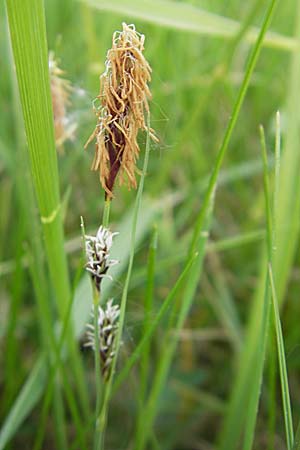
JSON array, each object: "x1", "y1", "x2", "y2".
[{"x1": 85, "y1": 23, "x2": 157, "y2": 198}]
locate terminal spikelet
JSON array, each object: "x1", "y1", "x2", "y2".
[{"x1": 85, "y1": 23, "x2": 157, "y2": 198}]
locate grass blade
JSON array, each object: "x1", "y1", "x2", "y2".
[
  {"x1": 6, "y1": 0, "x2": 70, "y2": 315},
  {"x1": 269, "y1": 264, "x2": 294, "y2": 450},
  {"x1": 134, "y1": 0, "x2": 278, "y2": 447},
  {"x1": 113, "y1": 251, "x2": 197, "y2": 393},
  {"x1": 139, "y1": 226, "x2": 158, "y2": 403},
  {"x1": 6, "y1": 0, "x2": 90, "y2": 421},
  {"x1": 0, "y1": 356, "x2": 47, "y2": 450},
  {"x1": 272, "y1": 4, "x2": 300, "y2": 306},
  {"x1": 83, "y1": 0, "x2": 295, "y2": 52},
  {"x1": 240, "y1": 125, "x2": 273, "y2": 450}
]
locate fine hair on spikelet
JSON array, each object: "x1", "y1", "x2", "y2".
[{"x1": 85, "y1": 23, "x2": 158, "y2": 198}]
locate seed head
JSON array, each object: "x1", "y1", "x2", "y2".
[
  {"x1": 85, "y1": 23, "x2": 158, "y2": 198},
  {"x1": 85, "y1": 300, "x2": 120, "y2": 379},
  {"x1": 49, "y1": 52, "x2": 77, "y2": 151},
  {"x1": 84, "y1": 226, "x2": 119, "y2": 292}
]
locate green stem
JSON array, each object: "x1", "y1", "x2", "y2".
[
  {"x1": 93, "y1": 287, "x2": 103, "y2": 450},
  {"x1": 97, "y1": 113, "x2": 152, "y2": 450},
  {"x1": 102, "y1": 199, "x2": 111, "y2": 228},
  {"x1": 81, "y1": 217, "x2": 104, "y2": 450}
]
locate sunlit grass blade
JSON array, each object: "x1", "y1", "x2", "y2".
[{"x1": 83, "y1": 0, "x2": 295, "y2": 51}]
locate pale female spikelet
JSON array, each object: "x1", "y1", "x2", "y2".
[
  {"x1": 85, "y1": 300, "x2": 120, "y2": 379},
  {"x1": 84, "y1": 225, "x2": 119, "y2": 292}
]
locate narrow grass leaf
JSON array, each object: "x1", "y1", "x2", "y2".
[
  {"x1": 0, "y1": 355, "x2": 47, "y2": 450},
  {"x1": 241, "y1": 126, "x2": 272, "y2": 450},
  {"x1": 269, "y1": 264, "x2": 294, "y2": 450},
  {"x1": 135, "y1": 1, "x2": 278, "y2": 447},
  {"x1": 83, "y1": 0, "x2": 295, "y2": 51},
  {"x1": 113, "y1": 251, "x2": 197, "y2": 393},
  {"x1": 272, "y1": 4, "x2": 300, "y2": 306}
]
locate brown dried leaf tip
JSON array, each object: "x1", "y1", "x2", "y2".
[
  {"x1": 85, "y1": 23, "x2": 158, "y2": 198},
  {"x1": 49, "y1": 52, "x2": 77, "y2": 151}
]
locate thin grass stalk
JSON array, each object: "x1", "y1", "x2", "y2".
[
  {"x1": 241, "y1": 126, "x2": 273, "y2": 450},
  {"x1": 267, "y1": 112, "x2": 294, "y2": 449},
  {"x1": 268, "y1": 265, "x2": 294, "y2": 450},
  {"x1": 294, "y1": 424, "x2": 300, "y2": 450},
  {"x1": 267, "y1": 326, "x2": 277, "y2": 450},
  {"x1": 139, "y1": 226, "x2": 158, "y2": 404},
  {"x1": 136, "y1": 228, "x2": 157, "y2": 429},
  {"x1": 5, "y1": 0, "x2": 89, "y2": 416},
  {"x1": 81, "y1": 200, "x2": 112, "y2": 450},
  {"x1": 133, "y1": 1, "x2": 278, "y2": 447},
  {"x1": 113, "y1": 253, "x2": 197, "y2": 394},
  {"x1": 266, "y1": 112, "x2": 280, "y2": 450},
  {"x1": 273, "y1": 3, "x2": 300, "y2": 305},
  {"x1": 32, "y1": 261, "x2": 89, "y2": 450},
  {"x1": 52, "y1": 384, "x2": 67, "y2": 450},
  {"x1": 95, "y1": 113, "x2": 152, "y2": 450}
]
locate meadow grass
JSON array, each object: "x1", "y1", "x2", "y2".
[{"x1": 1, "y1": 0, "x2": 300, "y2": 449}]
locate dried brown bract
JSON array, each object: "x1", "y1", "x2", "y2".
[
  {"x1": 85, "y1": 23, "x2": 157, "y2": 198},
  {"x1": 49, "y1": 53, "x2": 76, "y2": 151}
]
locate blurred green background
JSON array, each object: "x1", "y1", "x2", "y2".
[{"x1": 1, "y1": 0, "x2": 300, "y2": 449}]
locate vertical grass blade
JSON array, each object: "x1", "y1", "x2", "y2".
[
  {"x1": 219, "y1": 113, "x2": 281, "y2": 450},
  {"x1": 268, "y1": 264, "x2": 294, "y2": 450},
  {"x1": 6, "y1": 0, "x2": 89, "y2": 422},
  {"x1": 134, "y1": 1, "x2": 278, "y2": 448},
  {"x1": 139, "y1": 226, "x2": 158, "y2": 403},
  {"x1": 96, "y1": 114, "x2": 153, "y2": 450},
  {"x1": 272, "y1": 4, "x2": 300, "y2": 306},
  {"x1": 6, "y1": 0, "x2": 70, "y2": 313},
  {"x1": 240, "y1": 126, "x2": 273, "y2": 450},
  {"x1": 0, "y1": 356, "x2": 47, "y2": 450}
]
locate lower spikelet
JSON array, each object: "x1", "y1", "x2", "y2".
[
  {"x1": 85, "y1": 300, "x2": 120, "y2": 380},
  {"x1": 85, "y1": 23, "x2": 158, "y2": 198}
]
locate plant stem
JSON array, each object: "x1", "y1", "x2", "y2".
[
  {"x1": 102, "y1": 199, "x2": 111, "y2": 228},
  {"x1": 96, "y1": 113, "x2": 152, "y2": 450}
]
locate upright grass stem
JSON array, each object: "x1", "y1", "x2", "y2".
[
  {"x1": 133, "y1": 1, "x2": 278, "y2": 448},
  {"x1": 95, "y1": 113, "x2": 152, "y2": 450}
]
